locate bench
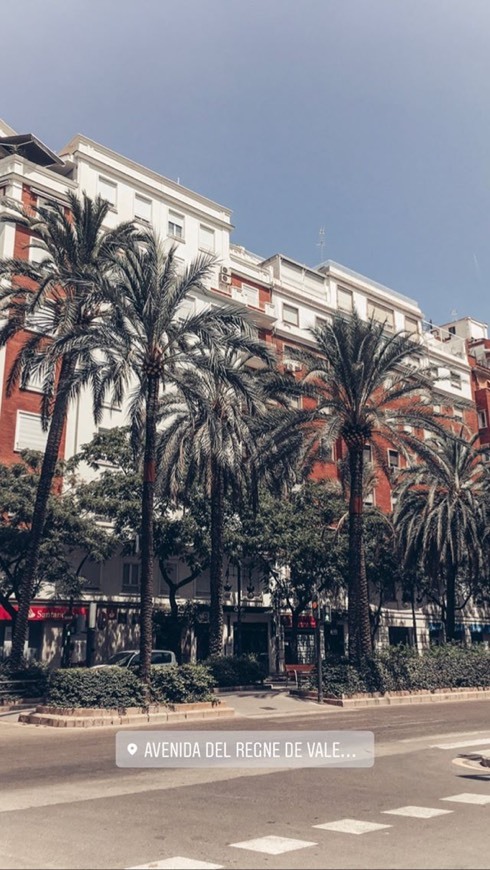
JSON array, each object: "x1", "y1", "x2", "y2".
[{"x1": 285, "y1": 664, "x2": 315, "y2": 688}]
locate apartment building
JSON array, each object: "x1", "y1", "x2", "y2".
[{"x1": 0, "y1": 118, "x2": 488, "y2": 666}]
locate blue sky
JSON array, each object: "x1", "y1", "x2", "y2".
[{"x1": 3, "y1": 1, "x2": 490, "y2": 324}]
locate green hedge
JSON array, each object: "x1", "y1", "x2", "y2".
[
  {"x1": 44, "y1": 663, "x2": 216, "y2": 708},
  {"x1": 0, "y1": 659, "x2": 49, "y2": 698},
  {"x1": 317, "y1": 645, "x2": 490, "y2": 697},
  {"x1": 46, "y1": 667, "x2": 146, "y2": 708},
  {"x1": 150, "y1": 664, "x2": 215, "y2": 703},
  {"x1": 204, "y1": 654, "x2": 267, "y2": 687}
]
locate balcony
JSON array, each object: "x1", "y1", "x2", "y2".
[{"x1": 421, "y1": 321, "x2": 466, "y2": 360}]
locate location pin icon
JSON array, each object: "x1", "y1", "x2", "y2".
[{"x1": 127, "y1": 743, "x2": 138, "y2": 756}]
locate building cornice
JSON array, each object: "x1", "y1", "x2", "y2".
[{"x1": 61, "y1": 134, "x2": 233, "y2": 219}]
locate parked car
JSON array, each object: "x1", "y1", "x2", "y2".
[{"x1": 91, "y1": 650, "x2": 177, "y2": 668}]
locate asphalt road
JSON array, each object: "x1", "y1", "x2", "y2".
[{"x1": 1, "y1": 699, "x2": 490, "y2": 870}]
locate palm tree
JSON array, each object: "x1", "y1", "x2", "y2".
[
  {"x1": 156, "y1": 335, "x2": 279, "y2": 656},
  {"x1": 101, "y1": 229, "x2": 255, "y2": 681},
  {"x1": 393, "y1": 431, "x2": 488, "y2": 640},
  {"x1": 0, "y1": 192, "x2": 137, "y2": 668},
  {"x1": 295, "y1": 310, "x2": 440, "y2": 663}
]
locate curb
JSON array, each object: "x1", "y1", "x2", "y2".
[
  {"x1": 290, "y1": 687, "x2": 490, "y2": 708},
  {"x1": 18, "y1": 702, "x2": 235, "y2": 728}
]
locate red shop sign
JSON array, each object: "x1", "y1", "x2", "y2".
[{"x1": 0, "y1": 605, "x2": 87, "y2": 621}]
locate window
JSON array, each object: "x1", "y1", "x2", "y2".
[
  {"x1": 21, "y1": 368, "x2": 44, "y2": 394},
  {"x1": 364, "y1": 490, "x2": 375, "y2": 506},
  {"x1": 433, "y1": 404, "x2": 441, "y2": 413},
  {"x1": 134, "y1": 194, "x2": 152, "y2": 223},
  {"x1": 122, "y1": 563, "x2": 140, "y2": 593},
  {"x1": 29, "y1": 235, "x2": 45, "y2": 264},
  {"x1": 337, "y1": 287, "x2": 353, "y2": 312},
  {"x1": 449, "y1": 325, "x2": 456, "y2": 336},
  {"x1": 283, "y1": 304, "x2": 299, "y2": 326},
  {"x1": 241, "y1": 284, "x2": 259, "y2": 307},
  {"x1": 98, "y1": 177, "x2": 117, "y2": 208},
  {"x1": 363, "y1": 445, "x2": 372, "y2": 464},
  {"x1": 450, "y1": 371, "x2": 462, "y2": 389},
  {"x1": 390, "y1": 491, "x2": 398, "y2": 512},
  {"x1": 15, "y1": 412, "x2": 48, "y2": 452},
  {"x1": 198, "y1": 225, "x2": 215, "y2": 252},
  {"x1": 24, "y1": 307, "x2": 49, "y2": 333},
  {"x1": 37, "y1": 195, "x2": 59, "y2": 215},
  {"x1": 315, "y1": 315, "x2": 331, "y2": 330},
  {"x1": 367, "y1": 300, "x2": 394, "y2": 331},
  {"x1": 405, "y1": 316, "x2": 419, "y2": 335},
  {"x1": 478, "y1": 409, "x2": 488, "y2": 429},
  {"x1": 283, "y1": 344, "x2": 301, "y2": 372},
  {"x1": 454, "y1": 407, "x2": 464, "y2": 422},
  {"x1": 388, "y1": 449, "x2": 399, "y2": 468},
  {"x1": 168, "y1": 211, "x2": 184, "y2": 240}
]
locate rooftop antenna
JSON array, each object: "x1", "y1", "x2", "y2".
[
  {"x1": 450, "y1": 308, "x2": 458, "y2": 321},
  {"x1": 317, "y1": 226, "x2": 325, "y2": 262}
]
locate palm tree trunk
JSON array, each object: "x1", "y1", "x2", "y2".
[
  {"x1": 10, "y1": 357, "x2": 72, "y2": 670},
  {"x1": 347, "y1": 446, "x2": 372, "y2": 663},
  {"x1": 446, "y1": 563, "x2": 457, "y2": 641},
  {"x1": 209, "y1": 461, "x2": 225, "y2": 657},
  {"x1": 139, "y1": 375, "x2": 159, "y2": 684}
]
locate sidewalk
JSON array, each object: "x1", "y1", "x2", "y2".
[{"x1": 217, "y1": 688, "x2": 340, "y2": 718}]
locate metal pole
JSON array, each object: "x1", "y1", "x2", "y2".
[
  {"x1": 237, "y1": 563, "x2": 242, "y2": 657},
  {"x1": 86, "y1": 602, "x2": 97, "y2": 667},
  {"x1": 316, "y1": 603, "x2": 323, "y2": 704}
]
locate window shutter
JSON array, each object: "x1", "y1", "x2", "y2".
[{"x1": 15, "y1": 412, "x2": 48, "y2": 452}]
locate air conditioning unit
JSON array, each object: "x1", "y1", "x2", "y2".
[{"x1": 220, "y1": 266, "x2": 232, "y2": 285}]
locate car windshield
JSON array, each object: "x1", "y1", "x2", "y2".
[{"x1": 106, "y1": 652, "x2": 134, "y2": 666}]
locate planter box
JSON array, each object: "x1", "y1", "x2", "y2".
[
  {"x1": 19, "y1": 700, "x2": 235, "y2": 728},
  {"x1": 290, "y1": 686, "x2": 490, "y2": 708}
]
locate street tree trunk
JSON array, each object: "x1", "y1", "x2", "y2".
[
  {"x1": 446, "y1": 562, "x2": 457, "y2": 641},
  {"x1": 209, "y1": 461, "x2": 225, "y2": 657},
  {"x1": 347, "y1": 446, "x2": 372, "y2": 663},
  {"x1": 10, "y1": 357, "x2": 73, "y2": 670},
  {"x1": 139, "y1": 374, "x2": 159, "y2": 685}
]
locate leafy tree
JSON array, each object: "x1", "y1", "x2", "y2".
[
  {"x1": 231, "y1": 482, "x2": 348, "y2": 661},
  {"x1": 0, "y1": 453, "x2": 113, "y2": 627},
  {"x1": 294, "y1": 310, "x2": 439, "y2": 663},
  {"x1": 75, "y1": 428, "x2": 210, "y2": 660},
  {"x1": 0, "y1": 193, "x2": 137, "y2": 667},
  {"x1": 394, "y1": 431, "x2": 488, "y2": 640}
]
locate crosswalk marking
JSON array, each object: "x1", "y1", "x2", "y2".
[
  {"x1": 230, "y1": 835, "x2": 317, "y2": 854},
  {"x1": 128, "y1": 859, "x2": 223, "y2": 869},
  {"x1": 431, "y1": 737, "x2": 490, "y2": 750},
  {"x1": 313, "y1": 818, "x2": 391, "y2": 835},
  {"x1": 441, "y1": 793, "x2": 490, "y2": 805},
  {"x1": 382, "y1": 806, "x2": 453, "y2": 819}
]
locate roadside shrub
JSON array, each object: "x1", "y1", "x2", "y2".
[
  {"x1": 319, "y1": 645, "x2": 490, "y2": 697},
  {"x1": 0, "y1": 659, "x2": 49, "y2": 698},
  {"x1": 46, "y1": 667, "x2": 146, "y2": 709},
  {"x1": 204, "y1": 654, "x2": 267, "y2": 687},
  {"x1": 150, "y1": 664, "x2": 215, "y2": 704}
]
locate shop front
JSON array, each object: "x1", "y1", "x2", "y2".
[{"x1": 0, "y1": 603, "x2": 88, "y2": 664}]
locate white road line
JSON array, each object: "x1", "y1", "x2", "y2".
[
  {"x1": 313, "y1": 819, "x2": 392, "y2": 835},
  {"x1": 431, "y1": 737, "x2": 490, "y2": 750},
  {"x1": 128, "y1": 860, "x2": 223, "y2": 869},
  {"x1": 230, "y1": 835, "x2": 317, "y2": 855},
  {"x1": 382, "y1": 806, "x2": 453, "y2": 819},
  {"x1": 441, "y1": 793, "x2": 490, "y2": 805}
]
